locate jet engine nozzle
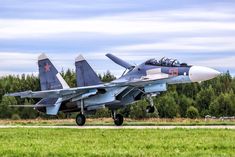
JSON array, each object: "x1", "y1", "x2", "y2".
[{"x1": 189, "y1": 66, "x2": 220, "y2": 82}]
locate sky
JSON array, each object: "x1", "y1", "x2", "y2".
[{"x1": 0, "y1": 0, "x2": 235, "y2": 77}]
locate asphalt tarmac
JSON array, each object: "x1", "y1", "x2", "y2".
[{"x1": 0, "y1": 125, "x2": 235, "y2": 129}]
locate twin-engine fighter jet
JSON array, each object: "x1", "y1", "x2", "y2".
[{"x1": 6, "y1": 53, "x2": 220, "y2": 126}]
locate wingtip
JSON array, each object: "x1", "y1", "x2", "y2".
[
  {"x1": 75, "y1": 55, "x2": 85, "y2": 62},
  {"x1": 38, "y1": 53, "x2": 48, "y2": 61}
]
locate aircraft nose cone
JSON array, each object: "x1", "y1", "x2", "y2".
[{"x1": 189, "y1": 66, "x2": 220, "y2": 82}]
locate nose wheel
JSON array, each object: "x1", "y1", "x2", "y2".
[
  {"x1": 76, "y1": 114, "x2": 86, "y2": 126},
  {"x1": 146, "y1": 105, "x2": 155, "y2": 113}
]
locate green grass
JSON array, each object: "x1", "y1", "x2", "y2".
[
  {"x1": 1, "y1": 118, "x2": 235, "y2": 126},
  {"x1": 0, "y1": 128, "x2": 234, "y2": 157}
]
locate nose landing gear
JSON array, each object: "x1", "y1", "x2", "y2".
[{"x1": 146, "y1": 94, "x2": 156, "y2": 113}]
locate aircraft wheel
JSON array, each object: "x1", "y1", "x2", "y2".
[
  {"x1": 146, "y1": 106, "x2": 155, "y2": 113},
  {"x1": 114, "y1": 114, "x2": 124, "y2": 126},
  {"x1": 76, "y1": 114, "x2": 86, "y2": 126}
]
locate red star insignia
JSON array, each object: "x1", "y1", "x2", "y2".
[{"x1": 44, "y1": 63, "x2": 51, "y2": 72}]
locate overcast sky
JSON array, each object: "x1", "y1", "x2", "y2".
[{"x1": 0, "y1": 0, "x2": 235, "y2": 76}]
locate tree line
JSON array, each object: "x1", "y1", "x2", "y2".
[{"x1": 0, "y1": 69, "x2": 234, "y2": 119}]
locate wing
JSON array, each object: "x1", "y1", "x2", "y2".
[{"x1": 111, "y1": 73, "x2": 169, "y2": 87}]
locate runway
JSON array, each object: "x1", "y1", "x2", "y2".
[{"x1": 0, "y1": 125, "x2": 235, "y2": 129}]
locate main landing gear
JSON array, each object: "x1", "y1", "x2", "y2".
[
  {"x1": 112, "y1": 111, "x2": 124, "y2": 126},
  {"x1": 76, "y1": 113, "x2": 86, "y2": 126},
  {"x1": 75, "y1": 99, "x2": 86, "y2": 126}
]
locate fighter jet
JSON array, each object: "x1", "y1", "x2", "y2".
[{"x1": 6, "y1": 53, "x2": 220, "y2": 126}]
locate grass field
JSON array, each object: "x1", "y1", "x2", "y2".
[
  {"x1": 0, "y1": 128, "x2": 234, "y2": 157},
  {"x1": 0, "y1": 118, "x2": 235, "y2": 126}
]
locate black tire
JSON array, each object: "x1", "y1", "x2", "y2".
[
  {"x1": 76, "y1": 114, "x2": 86, "y2": 126},
  {"x1": 146, "y1": 106, "x2": 155, "y2": 113},
  {"x1": 114, "y1": 114, "x2": 124, "y2": 126}
]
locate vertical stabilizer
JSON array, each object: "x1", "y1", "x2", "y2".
[
  {"x1": 38, "y1": 53, "x2": 69, "y2": 90},
  {"x1": 75, "y1": 55, "x2": 102, "y2": 87}
]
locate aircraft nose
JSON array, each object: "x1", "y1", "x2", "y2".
[{"x1": 189, "y1": 66, "x2": 220, "y2": 82}]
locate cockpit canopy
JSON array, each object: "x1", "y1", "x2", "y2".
[{"x1": 145, "y1": 57, "x2": 188, "y2": 67}]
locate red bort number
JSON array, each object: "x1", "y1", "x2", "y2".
[{"x1": 169, "y1": 68, "x2": 179, "y2": 76}]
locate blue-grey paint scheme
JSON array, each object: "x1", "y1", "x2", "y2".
[
  {"x1": 38, "y1": 58, "x2": 64, "y2": 90},
  {"x1": 75, "y1": 57, "x2": 102, "y2": 87},
  {"x1": 6, "y1": 53, "x2": 220, "y2": 125},
  {"x1": 106, "y1": 53, "x2": 134, "y2": 70}
]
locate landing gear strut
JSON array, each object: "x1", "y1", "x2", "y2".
[
  {"x1": 112, "y1": 111, "x2": 124, "y2": 126},
  {"x1": 146, "y1": 94, "x2": 155, "y2": 113}
]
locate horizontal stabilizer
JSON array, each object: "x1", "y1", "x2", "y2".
[
  {"x1": 5, "y1": 84, "x2": 107, "y2": 99},
  {"x1": 10, "y1": 104, "x2": 54, "y2": 107},
  {"x1": 106, "y1": 53, "x2": 134, "y2": 69},
  {"x1": 5, "y1": 91, "x2": 32, "y2": 98}
]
